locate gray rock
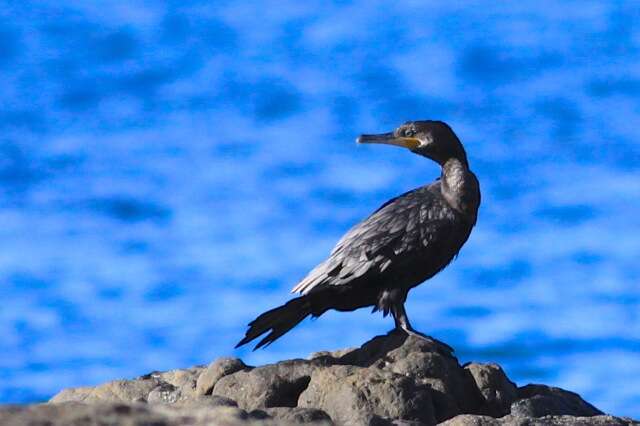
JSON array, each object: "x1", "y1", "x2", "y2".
[
  {"x1": 264, "y1": 406, "x2": 333, "y2": 424},
  {"x1": 48, "y1": 386, "x2": 96, "y2": 403},
  {"x1": 439, "y1": 414, "x2": 502, "y2": 426},
  {"x1": 512, "y1": 384, "x2": 603, "y2": 417},
  {"x1": 390, "y1": 420, "x2": 426, "y2": 426},
  {"x1": 21, "y1": 331, "x2": 635, "y2": 426},
  {"x1": 196, "y1": 357, "x2": 248, "y2": 395},
  {"x1": 0, "y1": 403, "x2": 173, "y2": 426},
  {"x1": 50, "y1": 366, "x2": 206, "y2": 405},
  {"x1": 174, "y1": 394, "x2": 239, "y2": 408},
  {"x1": 0, "y1": 402, "x2": 340, "y2": 426},
  {"x1": 50, "y1": 377, "x2": 159, "y2": 403},
  {"x1": 213, "y1": 359, "x2": 316, "y2": 410},
  {"x1": 147, "y1": 382, "x2": 182, "y2": 404},
  {"x1": 442, "y1": 414, "x2": 639, "y2": 425},
  {"x1": 155, "y1": 365, "x2": 205, "y2": 399},
  {"x1": 298, "y1": 364, "x2": 436, "y2": 425},
  {"x1": 465, "y1": 363, "x2": 517, "y2": 416},
  {"x1": 309, "y1": 347, "x2": 358, "y2": 361},
  {"x1": 337, "y1": 329, "x2": 454, "y2": 368},
  {"x1": 390, "y1": 349, "x2": 479, "y2": 420}
]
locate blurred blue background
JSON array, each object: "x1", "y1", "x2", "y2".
[{"x1": 1, "y1": 0, "x2": 639, "y2": 418}]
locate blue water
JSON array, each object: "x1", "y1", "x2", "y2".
[{"x1": 1, "y1": 0, "x2": 639, "y2": 417}]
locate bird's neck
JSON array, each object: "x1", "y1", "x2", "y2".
[{"x1": 440, "y1": 157, "x2": 479, "y2": 223}]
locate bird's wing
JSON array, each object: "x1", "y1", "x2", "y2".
[{"x1": 291, "y1": 184, "x2": 456, "y2": 295}]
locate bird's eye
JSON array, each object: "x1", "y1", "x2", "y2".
[{"x1": 405, "y1": 128, "x2": 416, "y2": 137}]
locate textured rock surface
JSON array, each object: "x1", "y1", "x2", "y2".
[
  {"x1": 196, "y1": 357, "x2": 248, "y2": 395},
  {"x1": 298, "y1": 364, "x2": 436, "y2": 425},
  {"x1": 4, "y1": 330, "x2": 637, "y2": 425},
  {"x1": 213, "y1": 359, "x2": 320, "y2": 410},
  {"x1": 464, "y1": 363, "x2": 517, "y2": 417},
  {"x1": 440, "y1": 414, "x2": 637, "y2": 426}
]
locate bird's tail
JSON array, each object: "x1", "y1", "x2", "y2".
[{"x1": 236, "y1": 296, "x2": 312, "y2": 350}]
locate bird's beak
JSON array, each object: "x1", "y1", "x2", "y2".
[{"x1": 356, "y1": 132, "x2": 420, "y2": 150}]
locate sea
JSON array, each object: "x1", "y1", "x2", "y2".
[{"x1": 1, "y1": 0, "x2": 639, "y2": 418}]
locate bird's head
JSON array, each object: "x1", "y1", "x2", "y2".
[{"x1": 357, "y1": 120, "x2": 467, "y2": 166}]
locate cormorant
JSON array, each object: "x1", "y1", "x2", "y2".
[{"x1": 237, "y1": 120, "x2": 480, "y2": 350}]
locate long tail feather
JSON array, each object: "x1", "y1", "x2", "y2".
[{"x1": 236, "y1": 296, "x2": 311, "y2": 350}]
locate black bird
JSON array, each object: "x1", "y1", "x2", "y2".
[{"x1": 237, "y1": 120, "x2": 480, "y2": 350}]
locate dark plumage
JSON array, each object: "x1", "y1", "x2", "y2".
[{"x1": 237, "y1": 120, "x2": 480, "y2": 350}]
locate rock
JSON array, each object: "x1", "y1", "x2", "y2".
[
  {"x1": 0, "y1": 403, "x2": 172, "y2": 426},
  {"x1": 298, "y1": 364, "x2": 436, "y2": 425},
  {"x1": 0, "y1": 402, "x2": 337, "y2": 426},
  {"x1": 50, "y1": 377, "x2": 159, "y2": 403},
  {"x1": 388, "y1": 347, "x2": 480, "y2": 420},
  {"x1": 464, "y1": 363, "x2": 517, "y2": 416},
  {"x1": 213, "y1": 359, "x2": 315, "y2": 410},
  {"x1": 48, "y1": 386, "x2": 96, "y2": 403},
  {"x1": 17, "y1": 330, "x2": 634, "y2": 425},
  {"x1": 147, "y1": 382, "x2": 182, "y2": 404},
  {"x1": 439, "y1": 414, "x2": 501, "y2": 425},
  {"x1": 156, "y1": 366, "x2": 205, "y2": 399},
  {"x1": 264, "y1": 407, "x2": 333, "y2": 424},
  {"x1": 512, "y1": 384, "x2": 603, "y2": 417},
  {"x1": 196, "y1": 357, "x2": 248, "y2": 395},
  {"x1": 184, "y1": 394, "x2": 240, "y2": 408},
  {"x1": 441, "y1": 413, "x2": 639, "y2": 425},
  {"x1": 336, "y1": 330, "x2": 453, "y2": 367},
  {"x1": 334, "y1": 330, "x2": 481, "y2": 422},
  {"x1": 309, "y1": 347, "x2": 358, "y2": 361}
]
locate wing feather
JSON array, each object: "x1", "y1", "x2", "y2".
[{"x1": 291, "y1": 183, "x2": 457, "y2": 295}]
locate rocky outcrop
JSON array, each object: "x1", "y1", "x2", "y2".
[{"x1": 2, "y1": 330, "x2": 637, "y2": 425}]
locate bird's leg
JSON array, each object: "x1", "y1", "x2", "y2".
[
  {"x1": 391, "y1": 302, "x2": 454, "y2": 353},
  {"x1": 391, "y1": 301, "x2": 413, "y2": 331}
]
